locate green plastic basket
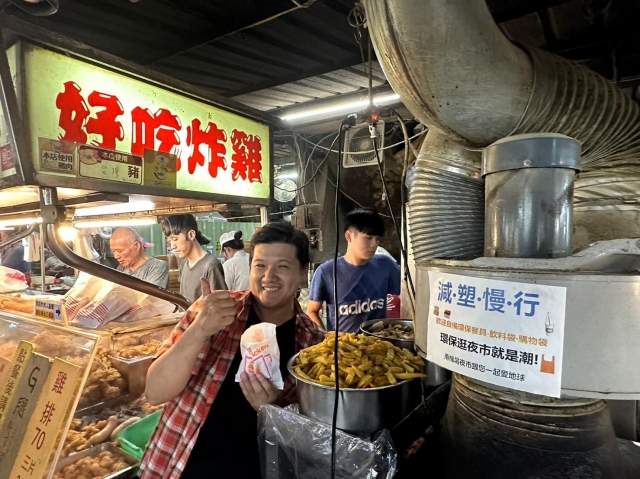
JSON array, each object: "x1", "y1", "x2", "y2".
[{"x1": 118, "y1": 410, "x2": 163, "y2": 460}]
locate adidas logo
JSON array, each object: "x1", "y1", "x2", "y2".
[{"x1": 338, "y1": 298, "x2": 385, "y2": 316}]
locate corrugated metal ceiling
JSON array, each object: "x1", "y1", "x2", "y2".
[{"x1": 5, "y1": 0, "x2": 640, "y2": 117}]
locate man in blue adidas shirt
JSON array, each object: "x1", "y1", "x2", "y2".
[{"x1": 307, "y1": 208, "x2": 401, "y2": 333}]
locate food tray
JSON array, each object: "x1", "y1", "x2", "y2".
[
  {"x1": 118, "y1": 410, "x2": 163, "y2": 460},
  {"x1": 74, "y1": 394, "x2": 137, "y2": 416},
  {"x1": 110, "y1": 356, "x2": 154, "y2": 397},
  {"x1": 54, "y1": 442, "x2": 139, "y2": 479},
  {"x1": 360, "y1": 319, "x2": 415, "y2": 352}
]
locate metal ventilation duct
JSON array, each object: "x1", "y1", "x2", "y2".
[
  {"x1": 408, "y1": 130, "x2": 483, "y2": 262},
  {"x1": 363, "y1": 0, "x2": 640, "y2": 170}
]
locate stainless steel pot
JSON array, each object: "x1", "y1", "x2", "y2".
[
  {"x1": 287, "y1": 354, "x2": 418, "y2": 435},
  {"x1": 360, "y1": 319, "x2": 415, "y2": 352}
]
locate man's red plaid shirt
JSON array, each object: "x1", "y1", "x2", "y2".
[{"x1": 139, "y1": 291, "x2": 325, "y2": 479}]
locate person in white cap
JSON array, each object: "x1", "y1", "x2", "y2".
[{"x1": 220, "y1": 230, "x2": 250, "y2": 291}]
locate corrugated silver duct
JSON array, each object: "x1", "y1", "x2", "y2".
[
  {"x1": 363, "y1": 0, "x2": 638, "y2": 475},
  {"x1": 408, "y1": 130, "x2": 483, "y2": 261},
  {"x1": 363, "y1": 0, "x2": 532, "y2": 146},
  {"x1": 514, "y1": 48, "x2": 640, "y2": 169},
  {"x1": 364, "y1": 0, "x2": 640, "y2": 168}
]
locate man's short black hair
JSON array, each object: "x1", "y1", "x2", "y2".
[
  {"x1": 344, "y1": 208, "x2": 385, "y2": 237},
  {"x1": 251, "y1": 220, "x2": 310, "y2": 269},
  {"x1": 161, "y1": 214, "x2": 211, "y2": 245}
]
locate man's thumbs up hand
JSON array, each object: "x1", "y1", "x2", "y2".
[{"x1": 192, "y1": 279, "x2": 235, "y2": 337}]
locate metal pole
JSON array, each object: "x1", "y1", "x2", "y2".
[
  {"x1": 260, "y1": 206, "x2": 269, "y2": 226},
  {"x1": 40, "y1": 187, "x2": 191, "y2": 310},
  {"x1": 40, "y1": 226, "x2": 46, "y2": 293}
]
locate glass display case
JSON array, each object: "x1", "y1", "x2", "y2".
[{"x1": 0, "y1": 309, "x2": 176, "y2": 478}]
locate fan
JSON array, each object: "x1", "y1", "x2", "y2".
[
  {"x1": 98, "y1": 227, "x2": 113, "y2": 240},
  {"x1": 274, "y1": 178, "x2": 297, "y2": 203},
  {"x1": 342, "y1": 121, "x2": 385, "y2": 168}
]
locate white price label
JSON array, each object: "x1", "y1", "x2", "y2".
[{"x1": 34, "y1": 299, "x2": 63, "y2": 322}]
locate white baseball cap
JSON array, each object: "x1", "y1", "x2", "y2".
[{"x1": 220, "y1": 231, "x2": 239, "y2": 247}]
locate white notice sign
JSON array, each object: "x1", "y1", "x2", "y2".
[
  {"x1": 427, "y1": 272, "x2": 567, "y2": 398},
  {"x1": 34, "y1": 299, "x2": 64, "y2": 323}
]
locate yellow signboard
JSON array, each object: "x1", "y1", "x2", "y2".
[
  {"x1": 8, "y1": 358, "x2": 81, "y2": 479},
  {"x1": 21, "y1": 44, "x2": 271, "y2": 200}
]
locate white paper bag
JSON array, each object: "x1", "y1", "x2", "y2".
[{"x1": 235, "y1": 323, "x2": 284, "y2": 390}]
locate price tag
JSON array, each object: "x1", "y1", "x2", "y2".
[{"x1": 34, "y1": 299, "x2": 66, "y2": 324}]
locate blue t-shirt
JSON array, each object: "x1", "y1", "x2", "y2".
[
  {"x1": 1, "y1": 244, "x2": 29, "y2": 274},
  {"x1": 309, "y1": 255, "x2": 401, "y2": 333}
]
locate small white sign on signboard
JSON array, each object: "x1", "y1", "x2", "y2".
[
  {"x1": 34, "y1": 299, "x2": 65, "y2": 323},
  {"x1": 427, "y1": 271, "x2": 567, "y2": 398}
]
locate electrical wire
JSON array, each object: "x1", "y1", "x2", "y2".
[
  {"x1": 316, "y1": 166, "x2": 392, "y2": 219},
  {"x1": 285, "y1": 130, "x2": 427, "y2": 154},
  {"x1": 372, "y1": 130, "x2": 416, "y2": 297},
  {"x1": 394, "y1": 112, "x2": 417, "y2": 316},
  {"x1": 330, "y1": 123, "x2": 348, "y2": 479},
  {"x1": 298, "y1": 132, "x2": 337, "y2": 199},
  {"x1": 275, "y1": 134, "x2": 340, "y2": 193}
]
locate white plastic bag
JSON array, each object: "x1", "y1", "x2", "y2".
[
  {"x1": 72, "y1": 281, "x2": 174, "y2": 328},
  {"x1": 117, "y1": 293, "x2": 175, "y2": 322},
  {"x1": 0, "y1": 266, "x2": 28, "y2": 292},
  {"x1": 235, "y1": 323, "x2": 284, "y2": 390},
  {"x1": 73, "y1": 281, "x2": 138, "y2": 328},
  {"x1": 63, "y1": 272, "x2": 105, "y2": 320}
]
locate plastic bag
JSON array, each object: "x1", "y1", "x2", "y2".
[
  {"x1": 66, "y1": 275, "x2": 174, "y2": 328},
  {"x1": 235, "y1": 323, "x2": 283, "y2": 389},
  {"x1": 0, "y1": 266, "x2": 28, "y2": 293},
  {"x1": 63, "y1": 272, "x2": 105, "y2": 320},
  {"x1": 258, "y1": 405, "x2": 397, "y2": 479}
]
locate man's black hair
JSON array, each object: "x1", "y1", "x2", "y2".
[
  {"x1": 344, "y1": 208, "x2": 385, "y2": 237},
  {"x1": 251, "y1": 220, "x2": 310, "y2": 269},
  {"x1": 161, "y1": 214, "x2": 211, "y2": 246}
]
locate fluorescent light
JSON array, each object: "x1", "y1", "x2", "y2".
[
  {"x1": 74, "y1": 200, "x2": 155, "y2": 217},
  {"x1": 280, "y1": 93, "x2": 400, "y2": 122},
  {"x1": 58, "y1": 226, "x2": 78, "y2": 242},
  {"x1": 74, "y1": 218, "x2": 157, "y2": 228},
  {"x1": 0, "y1": 217, "x2": 42, "y2": 227}
]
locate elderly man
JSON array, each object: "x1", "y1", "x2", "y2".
[
  {"x1": 110, "y1": 227, "x2": 169, "y2": 288},
  {"x1": 140, "y1": 221, "x2": 325, "y2": 479}
]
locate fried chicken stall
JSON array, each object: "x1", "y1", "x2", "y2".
[
  {"x1": 0, "y1": 310, "x2": 175, "y2": 479},
  {"x1": 0, "y1": 15, "x2": 274, "y2": 478}
]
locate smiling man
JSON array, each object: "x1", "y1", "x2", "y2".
[
  {"x1": 307, "y1": 208, "x2": 401, "y2": 333},
  {"x1": 140, "y1": 220, "x2": 325, "y2": 479},
  {"x1": 110, "y1": 227, "x2": 169, "y2": 288}
]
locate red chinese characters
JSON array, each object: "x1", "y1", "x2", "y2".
[
  {"x1": 55, "y1": 82, "x2": 89, "y2": 144},
  {"x1": 85, "y1": 92, "x2": 125, "y2": 149},
  {"x1": 54, "y1": 82, "x2": 265, "y2": 184},
  {"x1": 131, "y1": 107, "x2": 181, "y2": 157},
  {"x1": 186, "y1": 119, "x2": 227, "y2": 177},
  {"x1": 231, "y1": 130, "x2": 263, "y2": 183}
]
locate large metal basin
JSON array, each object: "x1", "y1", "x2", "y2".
[
  {"x1": 360, "y1": 319, "x2": 415, "y2": 352},
  {"x1": 287, "y1": 353, "x2": 417, "y2": 435}
]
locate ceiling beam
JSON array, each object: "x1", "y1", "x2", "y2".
[
  {"x1": 230, "y1": 54, "x2": 365, "y2": 98},
  {"x1": 143, "y1": 0, "x2": 302, "y2": 66}
]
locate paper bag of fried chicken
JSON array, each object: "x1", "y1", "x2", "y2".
[{"x1": 235, "y1": 323, "x2": 284, "y2": 390}]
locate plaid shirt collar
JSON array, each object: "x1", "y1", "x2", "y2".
[{"x1": 139, "y1": 292, "x2": 324, "y2": 479}]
